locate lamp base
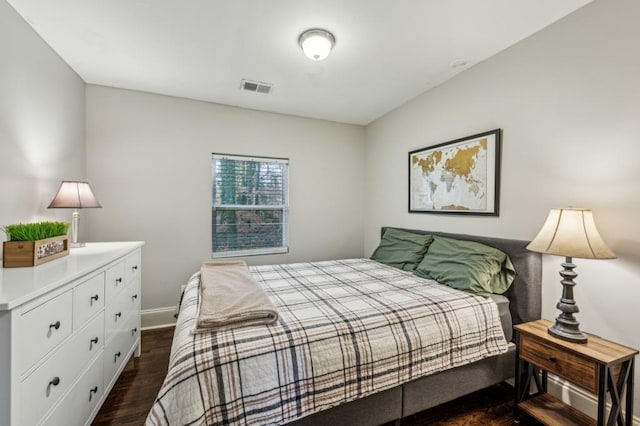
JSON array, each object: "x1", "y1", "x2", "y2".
[
  {"x1": 548, "y1": 256, "x2": 588, "y2": 344},
  {"x1": 548, "y1": 317, "x2": 588, "y2": 343},
  {"x1": 70, "y1": 242, "x2": 86, "y2": 248}
]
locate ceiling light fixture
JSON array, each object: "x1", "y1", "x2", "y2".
[{"x1": 298, "y1": 28, "x2": 335, "y2": 61}]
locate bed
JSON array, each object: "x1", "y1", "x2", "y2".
[{"x1": 147, "y1": 227, "x2": 541, "y2": 425}]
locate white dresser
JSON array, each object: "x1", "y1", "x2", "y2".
[{"x1": 0, "y1": 242, "x2": 144, "y2": 426}]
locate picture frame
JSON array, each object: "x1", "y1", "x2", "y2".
[{"x1": 408, "y1": 129, "x2": 501, "y2": 215}]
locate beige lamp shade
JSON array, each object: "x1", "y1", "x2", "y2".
[
  {"x1": 526, "y1": 208, "x2": 615, "y2": 259},
  {"x1": 48, "y1": 181, "x2": 102, "y2": 209}
]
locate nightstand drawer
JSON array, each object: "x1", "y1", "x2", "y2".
[{"x1": 520, "y1": 334, "x2": 597, "y2": 393}]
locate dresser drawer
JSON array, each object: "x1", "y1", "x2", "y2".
[
  {"x1": 124, "y1": 305, "x2": 140, "y2": 348},
  {"x1": 520, "y1": 334, "x2": 598, "y2": 393},
  {"x1": 41, "y1": 352, "x2": 104, "y2": 426},
  {"x1": 125, "y1": 280, "x2": 141, "y2": 315},
  {"x1": 105, "y1": 281, "x2": 138, "y2": 343},
  {"x1": 19, "y1": 290, "x2": 73, "y2": 375},
  {"x1": 73, "y1": 273, "x2": 105, "y2": 330},
  {"x1": 125, "y1": 250, "x2": 142, "y2": 286},
  {"x1": 76, "y1": 311, "x2": 105, "y2": 369},
  {"x1": 105, "y1": 260, "x2": 126, "y2": 304},
  {"x1": 104, "y1": 319, "x2": 134, "y2": 389},
  {"x1": 20, "y1": 312, "x2": 104, "y2": 425}
]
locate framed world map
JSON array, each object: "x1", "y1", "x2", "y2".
[{"x1": 409, "y1": 129, "x2": 501, "y2": 215}]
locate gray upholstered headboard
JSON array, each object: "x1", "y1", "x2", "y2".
[{"x1": 382, "y1": 227, "x2": 542, "y2": 326}]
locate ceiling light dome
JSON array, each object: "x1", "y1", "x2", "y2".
[{"x1": 298, "y1": 29, "x2": 335, "y2": 61}]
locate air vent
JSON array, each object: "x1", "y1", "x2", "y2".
[{"x1": 240, "y1": 79, "x2": 273, "y2": 95}]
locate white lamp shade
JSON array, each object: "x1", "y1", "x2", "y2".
[
  {"x1": 299, "y1": 29, "x2": 335, "y2": 61},
  {"x1": 527, "y1": 208, "x2": 615, "y2": 259},
  {"x1": 48, "y1": 181, "x2": 102, "y2": 209}
]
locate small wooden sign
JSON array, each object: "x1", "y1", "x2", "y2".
[{"x1": 2, "y1": 235, "x2": 69, "y2": 268}]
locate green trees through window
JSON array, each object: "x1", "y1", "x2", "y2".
[{"x1": 212, "y1": 154, "x2": 289, "y2": 257}]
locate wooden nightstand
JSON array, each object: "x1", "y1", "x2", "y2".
[{"x1": 514, "y1": 319, "x2": 638, "y2": 426}]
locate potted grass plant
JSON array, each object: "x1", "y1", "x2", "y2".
[{"x1": 2, "y1": 221, "x2": 70, "y2": 267}]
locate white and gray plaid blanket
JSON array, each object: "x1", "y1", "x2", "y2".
[{"x1": 146, "y1": 259, "x2": 508, "y2": 425}]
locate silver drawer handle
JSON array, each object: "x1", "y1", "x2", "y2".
[
  {"x1": 49, "y1": 321, "x2": 61, "y2": 330},
  {"x1": 89, "y1": 386, "x2": 98, "y2": 401}
]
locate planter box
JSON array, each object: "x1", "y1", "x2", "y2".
[{"x1": 2, "y1": 235, "x2": 69, "y2": 268}]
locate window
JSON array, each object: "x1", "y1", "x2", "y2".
[{"x1": 212, "y1": 153, "x2": 289, "y2": 257}]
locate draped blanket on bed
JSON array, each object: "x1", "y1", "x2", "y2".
[
  {"x1": 146, "y1": 259, "x2": 508, "y2": 426},
  {"x1": 195, "y1": 260, "x2": 279, "y2": 331}
]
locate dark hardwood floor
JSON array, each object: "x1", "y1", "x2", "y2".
[
  {"x1": 399, "y1": 382, "x2": 536, "y2": 426},
  {"x1": 93, "y1": 327, "x2": 536, "y2": 425},
  {"x1": 93, "y1": 327, "x2": 175, "y2": 426}
]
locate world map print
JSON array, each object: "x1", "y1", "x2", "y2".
[{"x1": 410, "y1": 136, "x2": 493, "y2": 212}]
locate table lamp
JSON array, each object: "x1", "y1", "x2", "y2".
[
  {"x1": 527, "y1": 208, "x2": 615, "y2": 343},
  {"x1": 48, "y1": 181, "x2": 102, "y2": 248}
]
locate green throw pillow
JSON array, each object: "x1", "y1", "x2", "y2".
[
  {"x1": 371, "y1": 228, "x2": 434, "y2": 271},
  {"x1": 414, "y1": 236, "x2": 515, "y2": 296}
]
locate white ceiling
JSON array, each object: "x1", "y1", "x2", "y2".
[{"x1": 8, "y1": 0, "x2": 592, "y2": 125}]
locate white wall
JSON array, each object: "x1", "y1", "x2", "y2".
[
  {"x1": 5, "y1": 0, "x2": 637, "y2": 415},
  {"x1": 365, "y1": 0, "x2": 640, "y2": 416},
  {"x1": 0, "y1": 0, "x2": 86, "y2": 246},
  {"x1": 86, "y1": 85, "x2": 365, "y2": 314}
]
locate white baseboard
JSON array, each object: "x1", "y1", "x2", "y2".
[
  {"x1": 546, "y1": 375, "x2": 640, "y2": 426},
  {"x1": 141, "y1": 307, "x2": 177, "y2": 330}
]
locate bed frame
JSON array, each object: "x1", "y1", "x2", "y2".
[{"x1": 289, "y1": 227, "x2": 542, "y2": 426}]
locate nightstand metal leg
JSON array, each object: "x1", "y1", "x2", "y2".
[
  {"x1": 540, "y1": 370, "x2": 548, "y2": 394},
  {"x1": 598, "y1": 364, "x2": 607, "y2": 425},
  {"x1": 522, "y1": 364, "x2": 534, "y2": 398},
  {"x1": 607, "y1": 366, "x2": 623, "y2": 425},
  {"x1": 515, "y1": 363, "x2": 532, "y2": 405},
  {"x1": 626, "y1": 359, "x2": 634, "y2": 426},
  {"x1": 598, "y1": 358, "x2": 636, "y2": 426},
  {"x1": 514, "y1": 346, "x2": 522, "y2": 419}
]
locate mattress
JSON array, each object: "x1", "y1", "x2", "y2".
[{"x1": 489, "y1": 294, "x2": 513, "y2": 342}]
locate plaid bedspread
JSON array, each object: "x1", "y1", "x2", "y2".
[{"x1": 146, "y1": 259, "x2": 508, "y2": 425}]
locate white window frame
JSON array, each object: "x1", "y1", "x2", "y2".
[{"x1": 211, "y1": 153, "x2": 289, "y2": 258}]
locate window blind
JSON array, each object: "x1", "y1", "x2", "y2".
[{"x1": 212, "y1": 153, "x2": 289, "y2": 257}]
